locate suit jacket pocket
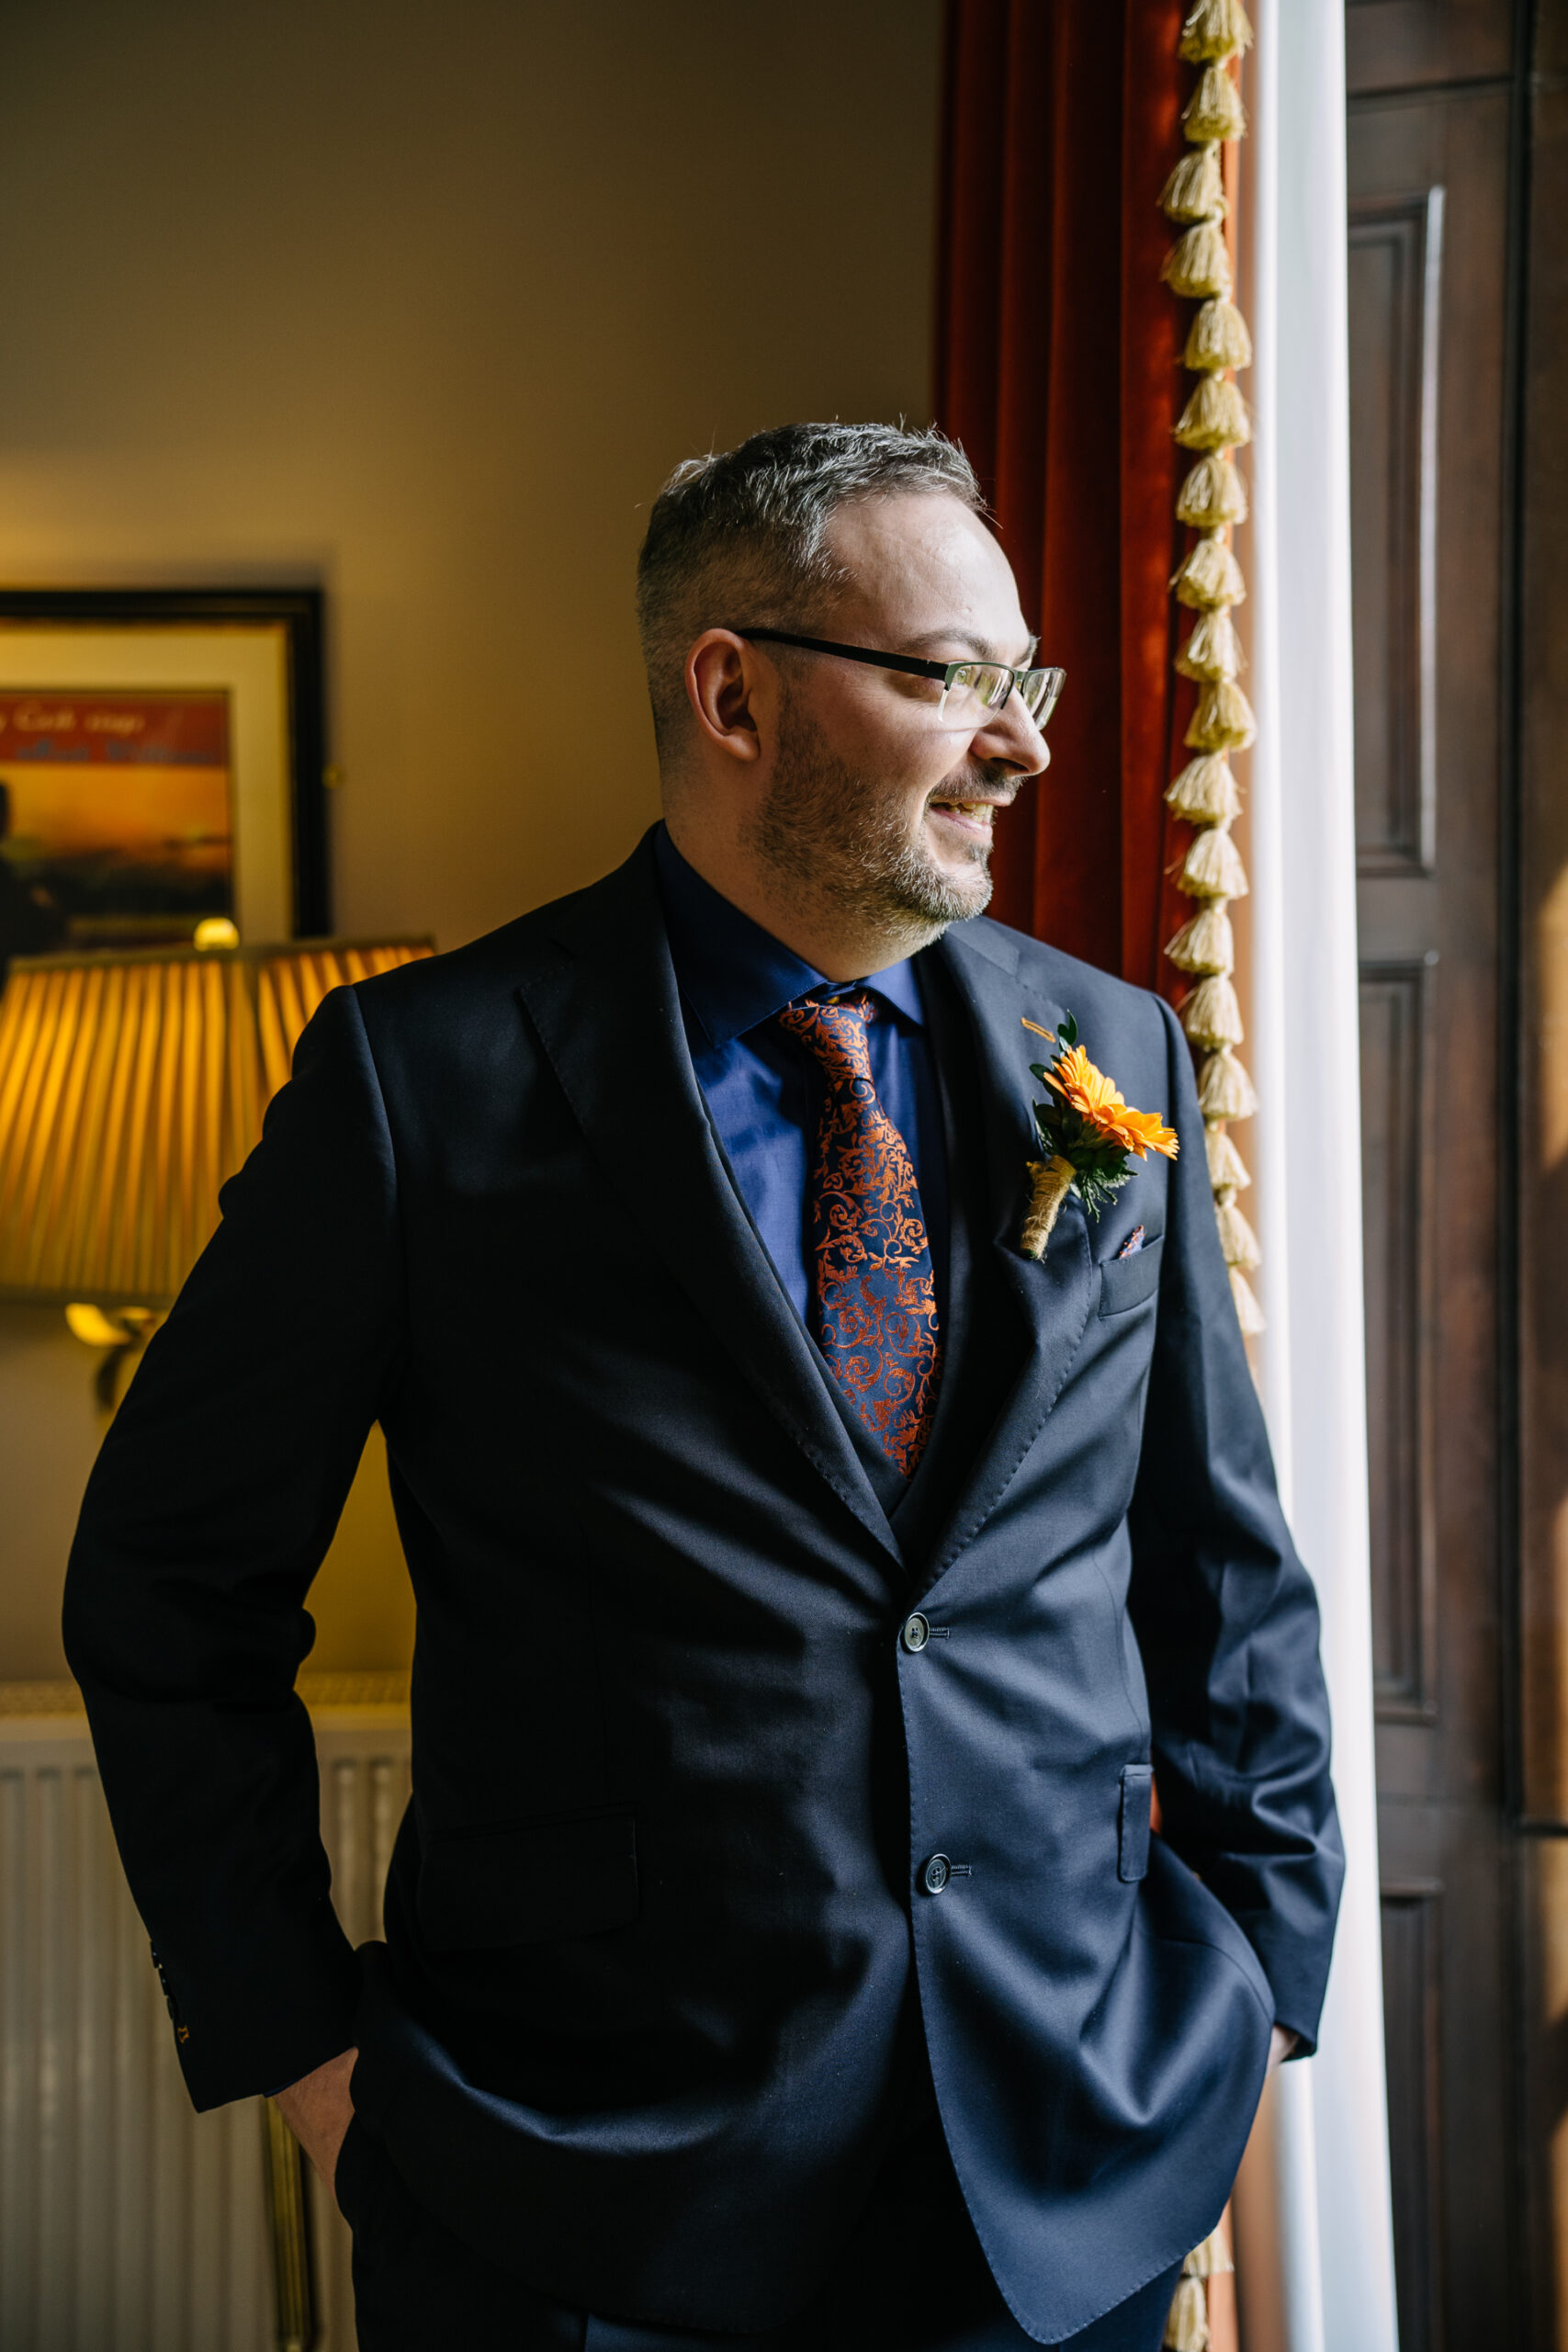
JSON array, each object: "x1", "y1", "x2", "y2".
[
  {"x1": 1119, "y1": 1764, "x2": 1154, "y2": 1882},
  {"x1": 417, "y1": 1804, "x2": 638, "y2": 1951},
  {"x1": 1099, "y1": 1235, "x2": 1163, "y2": 1318}
]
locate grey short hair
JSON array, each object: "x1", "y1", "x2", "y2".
[{"x1": 635, "y1": 421, "x2": 984, "y2": 762}]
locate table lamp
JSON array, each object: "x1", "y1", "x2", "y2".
[{"x1": 0, "y1": 929, "x2": 434, "y2": 1398}]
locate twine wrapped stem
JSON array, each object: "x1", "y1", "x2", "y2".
[{"x1": 1021, "y1": 1156, "x2": 1077, "y2": 1260}]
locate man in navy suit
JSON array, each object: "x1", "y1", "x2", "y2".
[{"x1": 64, "y1": 423, "x2": 1341, "y2": 2350}]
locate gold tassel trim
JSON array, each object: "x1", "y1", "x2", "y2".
[
  {"x1": 1179, "y1": 823, "x2": 1248, "y2": 900},
  {"x1": 1182, "y1": 62, "x2": 1247, "y2": 142},
  {"x1": 1176, "y1": 609, "x2": 1243, "y2": 683},
  {"x1": 1204, "y1": 1124, "x2": 1251, "y2": 1190},
  {"x1": 1159, "y1": 141, "x2": 1226, "y2": 225},
  {"x1": 1197, "y1": 1046, "x2": 1258, "y2": 1121},
  {"x1": 1186, "y1": 677, "x2": 1257, "y2": 752},
  {"x1": 1166, "y1": 899, "x2": 1235, "y2": 974},
  {"x1": 1181, "y1": 973, "x2": 1245, "y2": 1049},
  {"x1": 1174, "y1": 374, "x2": 1250, "y2": 453},
  {"x1": 1166, "y1": 753, "x2": 1241, "y2": 824},
  {"x1": 1184, "y1": 297, "x2": 1253, "y2": 374},
  {"x1": 1020, "y1": 1156, "x2": 1076, "y2": 1261},
  {"x1": 1176, "y1": 454, "x2": 1247, "y2": 530},
  {"x1": 1163, "y1": 2270, "x2": 1210, "y2": 2352},
  {"x1": 1161, "y1": 220, "x2": 1232, "y2": 301},
  {"x1": 1229, "y1": 1263, "x2": 1267, "y2": 1335},
  {"x1": 1173, "y1": 532, "x2": 1247, "y2": 610},
  {"x1": 1163, "y1": 6, "x2": 1262, "y2": 1361},
  {"x1": 1215, "y1": 1183, "x2": 1261, "y2": 1267},
  {"x1": 1179, "y1": 0, "x2": 1254, "y2": 65}
]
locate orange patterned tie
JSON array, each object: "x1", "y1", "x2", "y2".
[{"x1": 777, "y1": 993, "x2": 942, "y2": 1477}]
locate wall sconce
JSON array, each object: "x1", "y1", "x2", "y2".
[{"x1": 0, "y1": 933, "x2": 433, "y2": 1403}]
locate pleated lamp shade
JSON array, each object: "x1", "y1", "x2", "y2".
[{"x1": 0, "y1": 938, "x2": 433, "y2": 1307}]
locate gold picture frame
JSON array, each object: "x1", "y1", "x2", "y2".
[{"x1": 0, "y1": 590, "x2": 329, "y2": 960}]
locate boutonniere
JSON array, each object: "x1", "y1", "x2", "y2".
[{"x1": 1019, "y1": 1013, "x2": 1179, "y2": 1260}]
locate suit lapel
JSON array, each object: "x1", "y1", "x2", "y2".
[
  {"x1": 512, "y1": 835, "x2": 903, "y2": 1574},
  {"x1": 914, "y1": 922, "x2": 1099, "y2": 1589}
]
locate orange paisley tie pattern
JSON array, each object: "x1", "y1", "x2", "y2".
[{"x1": 777, "y1": 993, "x2": 942, "y2": 1478}]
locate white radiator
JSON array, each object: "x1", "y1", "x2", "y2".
[{"x1": 0, "y1": 1681, "x2": 412, "y2": 2352}]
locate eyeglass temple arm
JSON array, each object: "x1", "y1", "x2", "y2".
[{"x1": 732, "y1": 628, "x2": 948, "y2": 684}]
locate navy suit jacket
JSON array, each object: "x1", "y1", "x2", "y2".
[{"x1": 62, "y1": 830, "x2": 1342, "y2": 2344}]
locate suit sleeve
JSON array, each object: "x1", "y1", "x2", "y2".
[
  {"x1": 62, "y1": 982, "x2": 403, "y2": 2110},
  {"x1": 1126, "y1": 993, "x2": 1344, "y2": 2052}
]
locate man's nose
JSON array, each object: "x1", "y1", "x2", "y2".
[{"x1": 973, "y1": 691, "x2": 1052, "y2": 778}]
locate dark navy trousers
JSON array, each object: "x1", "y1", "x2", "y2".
[{"x1": 337, "y1": 2106, "x2": 1182, "y2": 2352}]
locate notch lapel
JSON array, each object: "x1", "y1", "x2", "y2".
[
  {"x1": 512, "y1": 838, "x2": 903, "y2": 1574},
  {"x1": 916, "y1": 922, "x2": 1099, "y2": 1587}
]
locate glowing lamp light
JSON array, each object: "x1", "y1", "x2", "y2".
[{"x1": 0, "y1": 935, "x2": 433, "y2": 1396}]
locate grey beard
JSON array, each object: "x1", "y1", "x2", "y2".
[{"x1": 741, "y1": 704, "x2": 1008, "y2": 955}]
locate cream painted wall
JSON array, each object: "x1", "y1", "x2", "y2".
[
  {"x1": 0, "y1": 1306, "x2": 415, "y2": 1678},
  {"x1": 0, "y1": 0, "x2": 942, "y2": 1679}
]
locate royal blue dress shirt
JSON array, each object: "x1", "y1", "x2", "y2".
[{"x1": 652, "y1": 825, "x2": 949, "y2": 1330}]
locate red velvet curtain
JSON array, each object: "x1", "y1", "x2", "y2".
[{"x1": 935, "y1": 0, "x2": 1192, "y2": 994}]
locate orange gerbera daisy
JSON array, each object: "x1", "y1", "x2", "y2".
[{"x1": 1044, "y1": 1044, "x2": 1179, "y2": 1160}]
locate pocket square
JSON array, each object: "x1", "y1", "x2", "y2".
[{"x1": 1115, "y1": 1226, "x2": 1145, "y2": 1260}]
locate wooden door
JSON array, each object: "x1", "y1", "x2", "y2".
[{"x1": 1346, "y1": 2, "x2": 1529, "y2": 2345}]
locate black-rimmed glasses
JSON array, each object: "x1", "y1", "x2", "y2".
[{"x1": 733, "y1": 628, "x2": 1066, "y2": 733}]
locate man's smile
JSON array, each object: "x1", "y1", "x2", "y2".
[
  {"x1": 926, "y1": 782, "x2": 1014, "y2": 842},
  {"x1": 927, "y1": 798, "x2": 995, "y2": 839}
]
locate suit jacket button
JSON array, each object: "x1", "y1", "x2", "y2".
[
  {"x1": 901, "y1": 1613, "x2": 931, "y2": 1654},
  {"x1": 921, "y1": 1853, "x2": 951, "y2": 1894}
]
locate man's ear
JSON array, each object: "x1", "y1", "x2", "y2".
[{"x1": 685, "y1": 630, "x2": 769, "y2": 765}]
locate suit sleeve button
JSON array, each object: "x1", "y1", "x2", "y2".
[
  {"x1": 901, "y1": 1613, "x2": 931, "y2": 1653},
  {"x1": 921, "y1": 1853, "x2": 951, "y2": 1894}
]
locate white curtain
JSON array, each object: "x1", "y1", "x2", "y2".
[{"x1": 1230, "y1": 6, "x2": 1400, "y2": 2349}]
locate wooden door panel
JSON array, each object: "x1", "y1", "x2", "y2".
[
  {"x1": 1372, "y1": 1803, "x2": 1516, "y2": 2346},
  {"x1": 1354, "y1": 84, "x2": 1509, "y2": 1804},
  {"x1": 1359, "y1": 956, "x2": 1438, "y2": 1720},
  {"x1": 1347, "y1": 0, "x2": 1513, "y2": 93},
  {"x1": 1348, "y1": 188, "x2": 1441, "y2": 875},
  {"x1": 1349, "y1": 59, "x2": 1517, "y2": 2352},
  {"x1": 1379, "y1": 1882, "x2": 1445, "y2": 2352}
]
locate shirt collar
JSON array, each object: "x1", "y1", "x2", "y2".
[{"x1": 652, "y1": 823, "x2": 925, "y2": 1050}]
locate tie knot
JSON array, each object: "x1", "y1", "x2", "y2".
[{"x1": 777, "y1": 993, "x2": 875, "y2": 1082}]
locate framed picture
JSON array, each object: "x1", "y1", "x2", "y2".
[{"x1": 0, "y1": 589, "x2": 328, "y2": 960}]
